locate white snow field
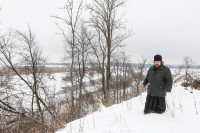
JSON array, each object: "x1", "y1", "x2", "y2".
[{"x1": 56, "y1": 82, "x2": 200, "y2": 133}]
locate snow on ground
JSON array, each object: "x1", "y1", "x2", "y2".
[
  {"x1": 4, "y1": 72, "x2": 102, "y2": 109},
  {"x1": 56, "y1": 82, "x2": 200, "y2": 133}
]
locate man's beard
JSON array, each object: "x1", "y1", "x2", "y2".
[{"x1": 154, "y1": 64, "x2": 160, "y2": 68}]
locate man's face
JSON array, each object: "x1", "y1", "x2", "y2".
[{"x1": 154, "y1": 61, "x2": 161, "y2": 67}]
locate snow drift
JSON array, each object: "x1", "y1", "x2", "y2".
[{"x1": 56, "y1": 82, "x2": 200, "y2": 133}]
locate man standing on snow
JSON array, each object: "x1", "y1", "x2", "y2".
[{"x1": 142, "y1": 54, "x2": 173, "y2": 114}]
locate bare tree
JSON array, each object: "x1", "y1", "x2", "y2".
[
  {"x1": 132, "y1": 57, "x2": 148, "y2": 94},
  {"x1": 87, "y1": 27, "x2": 107, "y2": 102},
  {"x1": 182, "y1": 56, "x2": 194, "y2": 86},
  {"x1": 0, "y1": 28, "x2": 59, "y2": 132},
  {"x1": 111, "y1": 51, "x2": 134, "y2": 103},
  {"x1": 52, "y1": 0, "x2": 84, "y2": 121},
  {"x1": 87, "y1": 0, "x2": 132, "y2": 106},
  {"x1": 75, "y1": 23, "x2": 91, "y2": 118}
]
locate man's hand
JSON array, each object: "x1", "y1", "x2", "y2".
[{"x1": 142, "y1": 85, "x2": 146, "y2": 89}]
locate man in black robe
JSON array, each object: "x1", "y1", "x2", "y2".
[{"x1": 142, "y1": 55, "x2": 173, "y2": 114}]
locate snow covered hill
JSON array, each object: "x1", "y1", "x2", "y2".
[{"x1": 56, "y1": 82, "x2": 200, "y2": 133}]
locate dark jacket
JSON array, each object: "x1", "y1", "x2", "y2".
[{"x1": 142, "y1": 64, "x2": 173, "y2": 97}]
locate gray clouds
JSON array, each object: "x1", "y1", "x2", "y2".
[
  {"x1": 125, "y1": 0, "x2": 200, "y2": 64},
  {"x1": 1, "y1": 0, "x2": 200, "y2": 65}
]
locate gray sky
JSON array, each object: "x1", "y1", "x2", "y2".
[{"x1": 1, "y1": 0, "x2": 200, "y2": 65}]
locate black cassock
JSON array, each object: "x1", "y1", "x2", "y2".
[
  {"x1": 144, "y1": 93, "x2": 166, "y2": 114},
  {"x1": 144, "y1": 65, "x2": 167, "y2": 114}
]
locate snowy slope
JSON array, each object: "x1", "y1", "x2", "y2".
[{"x1": 56, "y1": 82, "x2": 200, "y2": 133}]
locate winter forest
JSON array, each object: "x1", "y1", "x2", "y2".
[{"x1": 0, "y1": 0, "x2": 200, "y2": 133}]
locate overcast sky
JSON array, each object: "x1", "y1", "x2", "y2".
[{"x1": 1, "y1": 0, "x2": 200, "y2": 65}]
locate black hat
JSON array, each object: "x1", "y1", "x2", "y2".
[{"x1": 154, "y1": 55, "x2": 162, "y2": 61}]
